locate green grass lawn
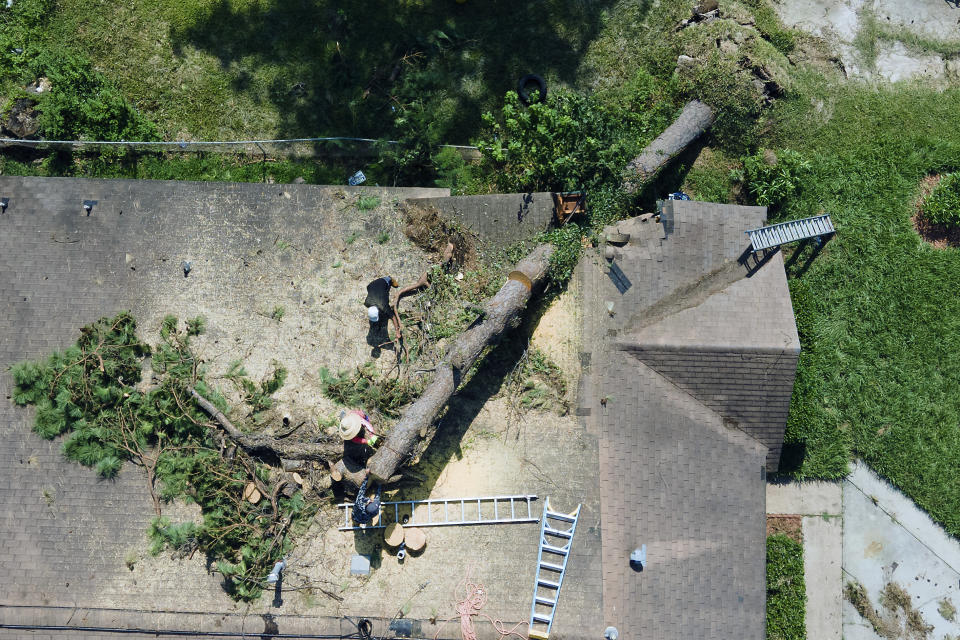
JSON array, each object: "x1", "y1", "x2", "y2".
[
  {"x1": 758, "y1": 77, "x2": 960, "y2": 536},
  {"x1": 37, "y1": 0, "x2": 616, "y2": 142}
]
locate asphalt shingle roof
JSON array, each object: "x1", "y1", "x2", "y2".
[{"x1": 581, "y1": 198, "x2": 800, "y2": 640}]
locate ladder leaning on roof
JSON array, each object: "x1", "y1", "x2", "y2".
[
  {"x1": 745, "y1": 213, "x2": 835, "y2": 254},
  {"x1": 528, "y1": 498, "x2": 581, "y2": 640}
]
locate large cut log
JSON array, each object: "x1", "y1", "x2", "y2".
[
  {"x1": 621, "y1": 99, "x2": 715, "y2": 194},
  {"x1": 190, "y1": 388, "x2": 342, "y2": 460},
  {"x1": 366, "y1": 243, "x2": 555, "y2": 483}
]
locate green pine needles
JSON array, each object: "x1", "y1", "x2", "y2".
[{"x1": 10, "y1": 312, "x2": 309, "y2": 601}]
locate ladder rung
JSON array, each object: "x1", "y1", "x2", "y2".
[
  {"x1": 541, "y1": 544, "x2": 568, "y2": 555},
  {"x1": 544, "y1": 526, "x2": 572, "y2": 538},
  {"x1": 540, "y1": 561, "x2": 564, "y2": 572},
  {"x1": 538, "y1": 579, "x2": 560, "y2": 589},
  {"x1": 545, "y1": 511, "x2": 576, "y2": 523},
  {"x1": 532, "y1": 614, "x2": 553, "y2": 624},
  {"x1": 535, "y1": 596, "x2": 556, "y2": 607}
]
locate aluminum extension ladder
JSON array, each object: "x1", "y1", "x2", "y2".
[
  {"x1": 338, "y1": 494, "x2": 539, "y2": 531},
  {"x1": 528, "y1": 498, "x2": 581, "y2": 640},
  {"x1": 745, "y1": 213, "x2": 835, "y2": 253}
]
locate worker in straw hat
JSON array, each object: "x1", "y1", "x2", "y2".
[{"x1": 338, "y1": 409, "x2": 380, "y2": 446}]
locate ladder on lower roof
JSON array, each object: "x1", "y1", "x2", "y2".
[
  {"x1": 528, "y1": 498, "x2": 581, "y2": 640},
  {"x1": 745, "y1": 213, "x2": 835, "y2": 253},
  {"x1": 337, "y1": 494, "x2": 539, "y2": 531}
]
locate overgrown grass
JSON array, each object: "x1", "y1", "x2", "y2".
[
  {"x1": 766, "y1": 534, "x2": 805, "y2": 640},
  {"x1": 757, "y1": 77, "x2": 960, "y2": 536},
  {"x1": 0, "y1": 149, "x2": 381, "y2": 185}
]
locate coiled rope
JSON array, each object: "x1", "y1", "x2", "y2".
[{"x1": 433, "y1": 567, "x2": 527, "y2": 640}]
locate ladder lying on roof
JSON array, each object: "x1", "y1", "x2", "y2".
[
  {"x1": 746, "y1": 213, "x2": 835, "y2": 253},
  {"x1": 528, "y1": 498, "x2": 581, "y2": 640},
  {"x1": 337, "y1": 494, "x2": 539, "y2": 531}
]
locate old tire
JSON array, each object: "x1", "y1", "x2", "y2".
[{"x1": 517, "y1": 74, "x2": 547, "y2": 105}]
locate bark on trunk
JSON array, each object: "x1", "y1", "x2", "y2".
[
  {"x1": 622, "y1": 100, "x2": 715, "y2": 194},
  {"x1": 366, "y1": 244, "x2": 555, "y2": 483},
  {"x1": 190, "y1": 388, "x2": 342, "y2": 460}
]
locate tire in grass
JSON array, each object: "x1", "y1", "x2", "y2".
[{"x1": 517, "y1": 74, "x2": 547, "y2": 105}]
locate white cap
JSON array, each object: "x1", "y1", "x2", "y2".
[{"x1": 367, "y1": 306, "x2": 379, "y2": 322}]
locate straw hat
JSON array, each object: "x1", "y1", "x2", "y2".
[{"x1": 338, "y1": 412, "x2": 364, "y2": 440}]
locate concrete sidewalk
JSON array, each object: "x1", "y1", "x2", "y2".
[{"x1": 843, "y1": 461, "x2": 960, "y2": 639}]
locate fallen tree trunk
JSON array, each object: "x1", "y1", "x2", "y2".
[
  {"x1": 366, "y1": 243, "x2": 555, "y2": 483},
  {"x1": 190, "y1": 388, "x2": 342, "y2": 461},
  {"x1": 621, "y1": 99, "x2": 715, "y2": 194}
]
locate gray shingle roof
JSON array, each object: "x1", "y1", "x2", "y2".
[{"x1": 581, "y1": 199, "x2": 800, "y2": 640}]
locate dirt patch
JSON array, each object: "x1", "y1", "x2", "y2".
[
  {"x1": 912, "y1": 174, "x2": 960, "y2": 249},
  {"x1": 767, "y1": 514, "x2": 803, "y2": 543},
  {"x1": 401, "y1": 202, "x2": 479, "y2": 269},
  {"x1": 530, "y1": 284, "x2": 581, "y2": 405}
]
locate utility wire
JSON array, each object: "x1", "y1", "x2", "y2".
[{"x1": 0, "y1": 135, "x2": 479, "y2": 150}]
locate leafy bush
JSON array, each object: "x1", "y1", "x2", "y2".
[
  {"x1": 922, "y1": 173, "x2": 960, "y2": 227},
  {"x1": 767, "y1": 534, "x2": 806, "y2": 640},
  {"x1": 734, "y1": 149, "x2": 812, "y2": 208},
  {"x1": 475, "y1": 77, "x2": 676, "y2": 194},
  {"x1": 29, "y1": 48, "x2": 159, "y2": 141},
  {"x1": 0, "y1": 0, "x2": 53, "y2": 86}
]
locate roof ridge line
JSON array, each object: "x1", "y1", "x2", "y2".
[
  {"x1": 619, "y1": 348, "x2": 768, "y2": 454},
  {"x1": 619, "y1": 257, "x2": 749, "y2": 335}
]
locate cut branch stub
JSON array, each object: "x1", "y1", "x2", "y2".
[{"x1": 366, "y1": 243, "x2": 555, "y2": 483}]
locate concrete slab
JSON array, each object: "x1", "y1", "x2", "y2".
[
  {"x1": 843, "y1": 462, "x2": 960, "y2": 639},
  {"x1": 775, "y1": 0, "x2": 960, "y2": 83},
  {"x1": 848, "y1": 460, "x2": 960, "y2": 572},
  {"x1": 875, "y1": 41, "x2": 946, "y2": 84},
  {"x1": 802, "y1": 515, "x2": 843, "y2": 640},
  {"x1": 767, "y1": 480, "x2": 843, "y2": 515}
]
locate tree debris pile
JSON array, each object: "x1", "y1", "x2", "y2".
[{"x1": 11, "y1": 312, "x2": 314, "y2": 601}]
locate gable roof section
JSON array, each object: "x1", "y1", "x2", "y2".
[
  {"x1": 600, "y1": 199, "x2": 800, "y2": 470},
  {"x1": 596, "y1": 348, "x2": 767, "y2": 639},
  {"x1": 584, "y1": 199, "x2": 801, "y2": 640}
]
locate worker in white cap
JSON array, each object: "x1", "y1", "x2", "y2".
[
  {"x1": 364, "y1": 275, "x2": 401, "y2": 340},
  {"x1": 338, "y1": 409, "x2": 380, "y2": 446}
]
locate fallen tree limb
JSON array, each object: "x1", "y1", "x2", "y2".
[
  {"x1": 622, "y1": 99, "x2": 715, "y2": 194},
  {"x1": 366, "y1": 243, "x2": 555, "y2": 483},
  {"x1": 190, "y1": 388, "x2": 342, "y2": 461}
]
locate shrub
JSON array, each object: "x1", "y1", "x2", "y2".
[
  {"x1": 922, "y1": 173, "x2": 960, "y2": 227},
  {"x1": 0, "y1": 0, "x2": 53, "y2": 86},
  {"x1": 475, "y1": 78, "x2": 676, "y2": 194},
  {"x1": 735, "y1": 149, "x2": 812, "y2": 208},
  {"x1": 767, "y1": 534, "x2": 806, "y2": 640},
  {"x1": 29, "y1": 48, "x2": 159, "y2": 141}
]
